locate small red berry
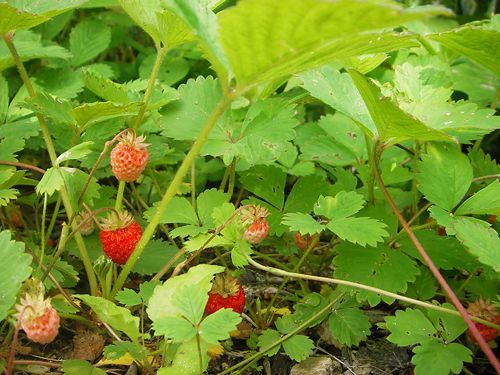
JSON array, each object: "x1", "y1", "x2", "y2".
[
  {"x1": 205, "y1": 274, "x2": 246, "y2": 315},
  {"x1": 436, "y1": 226, "x2": 446, "y2": 236},
  {"x1": 99, "y1": 211, "x2": 142, "y2": 265},
  {"x1": 487, "y1": 215, "x2": 497, "y2": 224},
  {"x1": 466, "y1": 298, "x2": 499, "y2": 343},
  {"x1": 294, "y1": 232, "x2": 319, "y2": 251},
  {"x1": 241, "y1": 205, "x2": 269, "y2": 244},
  {"x1": 110, "y1": 131, "x2": 149, "y2": 182},
  {"x1": 16, "y1": 294, "x2": 60, "y2": 344}
]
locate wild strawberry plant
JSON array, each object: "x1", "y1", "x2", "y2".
[{"x1": 0, "y1": 0, "x2": 499, "y2": 374}]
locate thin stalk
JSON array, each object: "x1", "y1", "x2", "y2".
[
  {"x1": 365, "y1": 134, "x2": 375, "y2": 204},
  {"x1": 44, "y1": 195, "x2": 61, "y2": 244},
  {"x1": 373, "y1": 142, "x2": 500, "y2": 372},
  {"x1": 227, "y1": 159, "x2": 236, "y2": 197},
  {"x1": 245, "y1": 255, "x2": 500, "y2": 330},
  {"x1": 472, "y1": 174, "x2": 500, "y2": 183},
  {"x1": 2, "y1": 33, "x2": 97, "y2": 295},
  {"x1": 131, "y1": 46, "x2": 167, "y2": 131},
  {"x1": 0, "y1": 160, "x2": 45, "y2": 174},
  {"x1": 191, "y1": 161, "x2": 197, "y2": 210},
  {"x1": 411, "y1": 141, "x2": 421, "y2": 217},
  {"x1": 220, "y1": 293, "x2": 343, "y2": 375},
  {"x1": 6, "y1": 308, "x2": 25, "y2": 375},
  {"x1": 115, "y1": 181, "x2": 126, "y2": 211},
  {"x1": 111, "y1": 94, "x2": 235, "y2": 296},
  {"x1": 37, "y1": 194, "x2": 48, "y2": 275}
]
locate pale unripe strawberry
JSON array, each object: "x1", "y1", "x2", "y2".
[
  {"x1": 76, "y1": 211, "x2": 95, "y2": 236},
  {"x1": 240, "y1": 205, "x2": 270, "y2": 244},
  {"x1": 16, "y1": 294, "x2": 60, "y2": 344},
  {"x1": 110, "y1": 131, "x2": 150, "y2": 182}
]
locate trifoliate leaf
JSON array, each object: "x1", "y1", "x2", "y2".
[
  {"x1": 453, "y1": 218, "x2": 500, "y2": 271},
  {"x1": 327, "y1": 216, "x2": 388, "y2": 247},
  {"x1": 455, "y1": 180, "x2": 500, "y2": 216},
  {"x1": 333, "y1": 243, "x2": 419, "y2": 306},
  {"x1": 417, "y1": 143, "x2": 473, "y2": 211},
  {"x1": 115, "y1": 288, "x2": 142, "y2": 307},
  {"x1": 153, "y1": 316, "x2": 197, "y2": 342},
  {"x1": 199, "y1": 308, "x2": 242, "y2": 345},
  {"x1": 313, "y1": 191, "x2": 365, "y2": 220},
  {"x1": 281, "y1": 213, "x2": 324, "y2": 235},
  {"x1": 147, "y1": 264, "x2": 224, "y2": 322},
  {"x1": 412, "y1": 341, "x2": 472, "y2": 375},
  {"x1": 385, "y1": 309, "x2": 437, "y2": 346},
  {"x1": 282, "y1": 335, "x2": 314, "y2": 362},
  {"x1": 76, "y1": 295, "x2": 140, "y2": 342},
  {"x1": 257, "y1": 329, "x2": 281, "y2": 357},
  {"x1": 328, "y1": 307, "x2": 371, "y2": 346},
  {"x1": 103, "y1": 341, "x2": 144, "y2": 362}
]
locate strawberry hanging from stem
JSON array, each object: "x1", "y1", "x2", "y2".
[
  {"x1": 240, "y1": 205, "x2": 269, "y2": 244},
  {"x1": 110, "y1": 130, "x2": 150, "y2": 183}
]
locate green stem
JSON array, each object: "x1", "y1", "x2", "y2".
[
  {"x1": 44, "y1": 194, "x2": 61, "y2": 243},
  {"x1": 365, "y1": 133, "x2": 375, "y2": 204},
  {"x1": 111, "y1": 94, "x2": 235, "y2": 296},
  {"x1": 227, "y1": 159, "x2": 236, "y2": 197},
  {"x1": 220, "y1": 293, "x2": 343, "y2": 375},
  {"x1": 115, "y1": 181, "x2": 126, "y2": 211},
  {"x1": 132, "y1": 46, "x2": 167, "y2": 132},
  {"x1": 411, "y1": 141, "x2": 421, "y2": 216},
  {"x1": 3, "y1": 33, "x2": 97, "y2": 296},
  {"x1": 37, "y1": 194, "x2": 48, "y2": 275},
  {"x1": 245, "y1": 255, "x2": 500, "y2": 330}
]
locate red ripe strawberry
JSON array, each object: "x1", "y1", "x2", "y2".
[
  {"x1": 110, "y1": 131, "x2": 149, "y2": 182},
  {"x1": 16, "y1": 294, "x2": 60, "y2": 344},
  {"x1": 205, "y1": 274, "x2": 246, "y2": 315},
  {"x1": 294, "y1": 232, "x2": 319, "y2": 251},
  {"x1": 240, "y1": 205, "x2": 269, "y2": 244},
  {"x1": 99, "y1": 211, "x2": 142, "y2": 265},
  {"x1": 466, "y1": 298, "x2": 499, "y2": 343}
]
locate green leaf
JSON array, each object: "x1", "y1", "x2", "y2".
[
  {"x1": 427, "y1": 20, "x2": 500, "y2": 76},
  {"x1": 426, "y1": 303, "x2": 467, "y2": 342},
  {"x1": 69, "y1": 19, "x2": 111, "y2": 67},
  {"x1": 453, "y1": 218, "x2": 500, "y2": 271},
  {"x1": 314, "y1": 192, "x2": 365, "y2": 220},
  {"x1": 239, "y1": 165, "x2": 286, "y2": 208},
  {"x1": 75, "y1": 295, "x2": 140, "y2": 342},
  {"x1": 257, "y1": 329, "x2": 282, "y2": 357},
  {"x1": 417, "y1": 143, "x2": 473, "y2": 211},
  {"x1": 282, "y1": 335, "x2": 314, "y2": 362},
  {"x1": 56, "y1": 142, "x2": 94, "y2": 165},
  {"x1": 160, "y1": 76, "x2": 225, "y2": 141},
  {"x1": 455, "y1": 180, "x2": 500, "y2": 216},
  {"x1": 81, "y1": 70, "x2": 132, "y2": 104},
  {"x1": 173, "y1": 284, "x2": 208, "y2": 325},
  {"x1": 348, "y1": 69, "x2": 450, "y2": 144},
  {"x1": 412, "y1": 341, "x2": 472, "y2": 375},
  {"x1": 23, "y1": 91, "x2": 74, "y2": 125},
  {"x1": 218, "y1": 0, "x2": 449, "y2": 87},
  {"x1": 333, "y1": 243, "x2": 419, "y2": 306},
  {"x1": 167, "y1": 0, "x2": 229, "y2": 79},
  {"x1": 118, "y1": 0, "x2": 162, "y2": 44},
  {"x1": 157, "y1": 338, "x2": 209, "y2": 375},
  {"x1": 0, "y1": 231, "x2": 32, "y2": 321},
  {"x1": 281, "y1": 213, "x2": 325, "y2": 235},
  {"x1": 385, "y1": 309, "x2": 437, "y2": 346},
  {"x1": 284, "y1": 175, "x2": 329, "y2": 214},
  {"x1": 0, "y1": 1, "x2": 88, "y2": 33},
  {"x1": 153, "y1": 316, "x2": 197, "y2": 342},
  {"x1": 196, "y1": 188, "x2": 230, "y2": 227},
  {"x1": 62, "y1": 360, "x2": 106, "y2": 375},
  {"x1": 199, "y1": 308, "x2": 242, "y2": 345},
  {"x1": 144, "y1": 197, "x2": 198, "y2": 225},
  {"x1": 327, "y1": 217, "x2": 388, "y2": 247},
  {"x1": 328, "y1": 307, "x2": 371, "y2": 346},
  {"x1": 71, "y1": 101, "x2": 141, "y2": 130},
  {"x1": 147, "y1": 264, "x2": 224, "y2": 323},
  {"x1": 115, "y1": 288, "x2": 142, "y2": 307},
  {"x1": 103, "y1": 341, "x2": 144, "y2": 361},
  {"x1": 0, "y1": 189, "x2": 18, "y2": 207},
  {"x1": 36, "y1": 167, "x2": 65, "y2": 196},
  {"x1": 133, "y1": 241, "x2": 183, "y2": 275}
]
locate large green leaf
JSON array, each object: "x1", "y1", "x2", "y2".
[
  {"x1": 328, "y1": 307, "x2": 371, "y2": 346},
  {"x1": 218, "y1": 0, "x2": 450, "y2": 88},
  {"x1": 427, "y1": 18, "x2": 500, "y2": 76},
  {"x1": 412, "y1": 341, "x2": 472, "y2": 375},
  {"x1": 416, "y1": 143, "x2": 473, "y2": 211},
  {"x1": 69, "y1": 19, "x2": 111, "y2": 67},
  {"x1": 0, "y1": 231, "x2": 32, "y2": 321},
  {"x1": 455, "y1": 180, "x2": 500, "y2": 216},
  {"x1": 348, "y1": 69, "x2": 451, "y2": 144},
  {"x1": 385, "y1": 308, "x2": 437, "y2": 346}
]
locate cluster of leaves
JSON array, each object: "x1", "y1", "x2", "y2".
[{"x1": 0, "y1": 0, "x2": 499, "y2": 374}]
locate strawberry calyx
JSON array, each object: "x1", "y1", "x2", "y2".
[
  {"x1": 210, "y1": 273, "x2": 241, "y2": 299},
  {"x1": 117, "y1": 129, "x2": 150, "y2": 150},
  {"x1": 239, "y1": 205, "x2": 269, "y2": 226},
  {"x1": 99, "y1": 210, "x2": 135, "y2": 231}
]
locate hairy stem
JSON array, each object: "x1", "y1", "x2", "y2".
[
  {"x1": 115, "y1": 181, "x2": 126, "y2": 211},
  {"x1": 373, "y1": 142, "x2": 500, "y2": 372},
  {"x1": 111, "y1": 94, "x2": 235, "y2": 296},
  {"x1": 3, "y1": 33, "x2": 97, "y2": 296}
]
